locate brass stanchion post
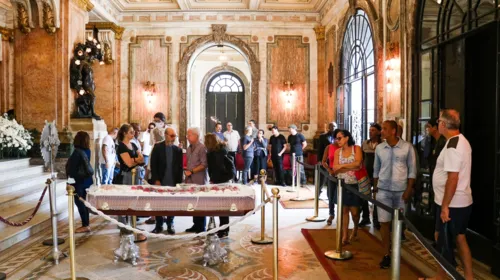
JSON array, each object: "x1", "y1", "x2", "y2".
[
  {"x1": 43, "y1": 178, "x2": 66, "y2": 264},
  {"x1": 391, "y1": 209, "x2": 402, "y2": 280},
  {"x1": 325, "y1": 179, "x2": 353, "y2": 260},
  {"x1": 272, "y1": 187, "x2": 280, "y2": 280},
  {"x1": 251, "y1": 170, "x2": 273, "y2": 244},
  {"x1": 306, "y1": 165, "x2": 326, "y2": 222},
  {"x1": 130, "y1": 168, "x2": 146, "y2": 243},
  {"x1": 287, "y1": 153, "x2": 297, "y2": 193},
  {"x1": 64, "y1": 183, "x2": 89, "y2": 280}
]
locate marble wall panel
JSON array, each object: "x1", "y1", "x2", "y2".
[
  {"x1": 267, "y1": 36, "x2": 310, "y2": 131},
  {"x1": 14, "y1": 27, "x2": 58, "y2": 130},
  {"x1": 129, "y1": 36, "x2": 171, "y2": 129}
]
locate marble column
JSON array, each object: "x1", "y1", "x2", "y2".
[
  {"x1": 314, "y1": 25, "x2": 326, "y2": 137},
  {"x1": 0, "y1": 28, "x2": 14, "y2": 113}
]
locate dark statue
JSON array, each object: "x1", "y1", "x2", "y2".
[{"x1": 69, "y1": 27, "x2": 103, "y2": 120}]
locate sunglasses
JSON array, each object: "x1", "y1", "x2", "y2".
[
  {"x1": 336, "y1": 137, "x2": 343, "y2": 141},
  {"x1": 128, "y1": 130, "x2": 135, "y2": 134}
]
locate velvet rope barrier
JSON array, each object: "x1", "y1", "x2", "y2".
[{"x1": 0, "y1": 185, "x2": 49, "y2": 226}]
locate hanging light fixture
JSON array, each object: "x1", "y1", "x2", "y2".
[{"x1": 144, "y1": 81, "x2": 156, "y2": 104}]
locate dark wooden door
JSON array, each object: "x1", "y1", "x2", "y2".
[{"x1": 206, "y1": 92, "x2": 245, "y2": 135}]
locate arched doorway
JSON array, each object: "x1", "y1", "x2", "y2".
[
  {"x1": 338, "y1": 9, "x2": 375, "y2": 145},
  {"x1": 178, "y1": 24, "x2": 260, "y2": 141},
  {"x1": 204, "y1": 72, "x2": 245, "y2": 134}
]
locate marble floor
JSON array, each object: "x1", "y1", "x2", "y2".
[{"x1": 1, "y1": 185, "x2": 497, "y2": 280}]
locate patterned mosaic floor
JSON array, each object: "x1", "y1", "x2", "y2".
[{"x1": 2, "y1": 185, "x2": 498, "y2": 280}]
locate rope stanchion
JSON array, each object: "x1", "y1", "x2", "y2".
[
  {"x1": 64, "y1": 182, "x2": 89, "y2": 280},
  {"x1": 391, "y1": 209, "x2": 403, "y2": 279},
  {"x1": 306, "y1": 164, "x2": 326, "y2": 222},
  {"x1": 324, "y1": 179, "x2": 353, "y2": 260},
  {"x1": 252, "y1": 170, "x2": 273, "y2": 245},
  {"x1": 0, "y1": 184, "x2": 48, "y2": 227},
  {"x1": 271, "y1": 187, "x2": 280, "y2": 280},
  {"x1": 42, "y1": 178, "x2": 67, "y2": 264},
  {"x1": 290, "y1": 157, "x2": 309, "y2": 201},
  {"x1": 287, "y1": 153, "x2": 297, "y2": 193}
]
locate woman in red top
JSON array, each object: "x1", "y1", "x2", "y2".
[{"x1": 322, "y1": 129, "x2": 341, "y2": 225}]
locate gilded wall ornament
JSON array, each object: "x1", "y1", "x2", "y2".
[
  {"x1": 212, "y1": 24, "x2": 227, "y2": 45},
  {"x1": 17, "y1": 3, "x2": 31, "y2": 34},
  {"x1": 103, "y1": 43, "x2": 113, "y2": 64},
  {"x1": 0, "y1": 27, "x2": 14, "y2": 41},
  {"x1": 43, "y1": 2, "x2": 56, "y2": 34},
  {"x1": 314, "y1": 25, "x2": 325, "y2": 41}
]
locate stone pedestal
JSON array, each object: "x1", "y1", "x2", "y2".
[{"x1": 70, "y1": 118, "x2": 108, "y2": 184}]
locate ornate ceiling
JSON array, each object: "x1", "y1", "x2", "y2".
[{"x1": 109, "y1": 0, "x2": 329, "y2": 12}]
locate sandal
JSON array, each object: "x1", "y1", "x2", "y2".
[
  {"x1": 348, "y1": 231, "x2": 358, "y2": 243},
  {"x1": 327, "y1": 215, "x2": 335, "y2": 225},
  {"x1": 75, "y1": 226, "x2": 91, "y2": 233}
]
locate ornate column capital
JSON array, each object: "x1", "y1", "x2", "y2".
[
  {"x1": 72, "y1": 0, "x2": 94, "y2": 12},
  {"x1": 314, "y1": 25, "x2": 326, "y2": 41},
  {"x1": 85, "y1": 22, "x2": 125, "y2": 40},
  {"x1": 0, "y1": 27, "x2": 14, "y2": 41}
]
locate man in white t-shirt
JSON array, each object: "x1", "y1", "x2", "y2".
[
  {"x1": 223, "y1": 122, "x2": 240, "y2": 181},
  {"x1": 428, "y1": 109, "x2": 473, "y2": 280},
  {"x1": 99, "y1": 127, "x2": 118, "y2": 184},
  {"x1": 140, "y1": 122, "x2": 155, "y2": 167}
]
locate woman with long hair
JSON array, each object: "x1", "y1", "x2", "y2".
[
  {"x1": 117, "y1": 124, "x2": 145, "y2": 185},
  {"x1": 332, "y1": 129, "x2": 363, "y2": 245},
  {"x1": 67, "y1": 131, "x2": 94, "y2": 233},
  {"x1": 205, "y1": 133, "x2": 234, "y2": 238},
  {"x1": 252, "y1": 129, "x2": 268, "y2": 181},
  {"x1": 240, "y1": 126, "x2": 254, "y2": 184}
]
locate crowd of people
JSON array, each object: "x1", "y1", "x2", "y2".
[{"x1": 66, "y1": 109, "x2": 473, "y2": 279}]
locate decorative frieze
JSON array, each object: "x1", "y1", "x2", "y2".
[{"x1": 86, "y1": 22, "x2": 125, "y2": 40}]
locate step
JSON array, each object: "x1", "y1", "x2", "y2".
[
  {"x1": 0, "y1": 192, "x2": 69, "y2": 252},
  {"x1": 0, "y1": 181, "x2": 67, "y2": 231},
  {"x1": 0, "y1": 165, "x2": 44, "y2": 183},
  {"x1": 0, "y1": 173, "x2": 52, "y2": 196},
  {"x1": 0, "y1": 183, "x2": 50, "y2": 211},
  {"x1": 0, "y1": 158, "x2": 31, "y2": 173}
]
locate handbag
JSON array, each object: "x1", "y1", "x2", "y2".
[
  {"x1": 354, "y1": 164, "x2": 371, "y2": 195},
  {"x1": 76, "y1": 148, "x2": 94, "y2": 178}
]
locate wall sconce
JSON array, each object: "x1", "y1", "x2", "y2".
[
  {"x1": 385, "y1": 57, "x2": 400, "y2": 101},
  {"x1": 282, "y1": 81, "x2": 295, "y2": 109},
  {"x1": 144, "y1": 81, "x2": 156, "y2": 104}
]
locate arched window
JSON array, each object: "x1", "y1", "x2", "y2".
[
  {"x1": 208, "y1": 73, "x2": 243, "y2": 93},
  {"x1": 338, "y1": 9, "x2": 375, "y2": 145},
  {"x1": 206, "y1": 72, "x2": 245, "y2": 135}
]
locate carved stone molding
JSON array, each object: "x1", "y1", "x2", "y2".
[
  {"x1": 16, "y1": 2, "x2": 30, "y2": 34},
  {"x1": 178, "y1": 24, "x2": 260, "y2": 141},
  {"x1": 314, "y1": 25, "x2": 325, "y2": 41},
  {"x1": 0, "y1": 27, "x2": 14, "y2": 41},
  {"x1": 71, "y1": 0, "x2": 94, "y2": 12},
  {"x1": 199, "y1": 65, "x2": 251, "y2": 134},
  {"x1": 42, "y1": 2, "x2": 56, "y2": 34},
  {"x1": 86, "y1": 22, "x2": 125, "y2": 40},
  {"x1": 86, "y1": 29, "x2": 115, "y2": 62}
]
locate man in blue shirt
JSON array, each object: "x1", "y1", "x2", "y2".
[
  {"x1": 213, "y1": 122, "x2": 224, "y2": 141},
  {"x1": 373, "y1": 120, "x2": 416, "y2": 269}
]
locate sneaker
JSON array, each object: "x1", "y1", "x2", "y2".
[{"x1": 380, "y1": 255, "x2": 391, "y2": 269}]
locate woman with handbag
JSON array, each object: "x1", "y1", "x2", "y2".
[
  {"x1": 117, "y1": 124, "x2": 145, "y2": 185},
  {"x1": 332, "y1": 130, "x2": 363, "y2": 245},
  {"x1": 67, "y1": 131, "x2": 94, "y2": 233}
]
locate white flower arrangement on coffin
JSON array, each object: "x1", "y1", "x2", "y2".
[{"x1": 0, "y1": 113, "x2": 33, "y2": 158}]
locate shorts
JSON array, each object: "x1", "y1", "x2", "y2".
[
  {"x1": 376, "y1": 189, "x2": 405, "y2": 223},
  {"x1": 434, "y1": 203, "x2": 472, "y2": 235}
]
